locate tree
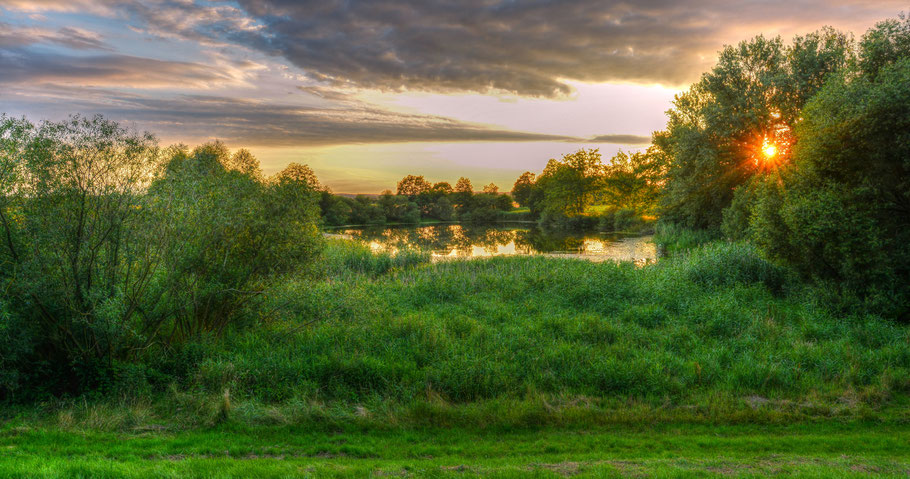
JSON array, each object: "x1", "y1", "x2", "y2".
[
  {"x1": 482, "y1": 183, "x2": 499, "y2": 194},
  {"x1": 536, "y1": 149, "x2": 605, "y2": 217},
  {"x1": 0, "y1": 115, "x2": 164, "y2": 392},
  {"x1": 319, "y1": 191, "x2": 353, "y2": 226},
  {"x1": 454, "y1": 177, "x2": 473, "y2": 193},
  {"x1": 396, "y1": 174, "x2": 431, "y2": 197},
  {"x1": 511, "y1": 172, "x2": 537, "y2": 207},
  {"x1": 427, "y1": 196, "x2": 455, "y2": 221},
  {"x1": 0, "y1": 116, "x2": 324, "y2": 396},
  {"x1": 656, "y1": 29, "x2": 852, "y2": 229},
  {"x1": 431, "y1": 182, "x2": 453, "y2": 194},
  {"x1": 602, "y1": 149, "x2": 663, "y2": 214},
  {"x1": 857, "y1": 14, "x2": 910, "y2": 79},
  {"x1": 750, "y1": 54, "x2": 910, "y2": 319},
  {"x1": 453, "y1": 177, "x2": 474, "y2": 209},
  {"x1": 275, "y1": 162, "x2": 320, "y2": 189},
  {"x1": 223, "y1": 148, "x2": 262, "y2": 179}
]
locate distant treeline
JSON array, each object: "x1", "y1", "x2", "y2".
[
  {"x1": 510, "y1": 148, "x2": 661, "y2": 231},
  {"x1": 318, "y1": 148, "x2": 663, "y2": 232},
  {"x1": 318, "y1": 176, "x2": 514, "y2": 226}
]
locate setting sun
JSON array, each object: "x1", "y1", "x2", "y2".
[{"x1": 762, "y1": 141, "x2": 778, "y2": 159}]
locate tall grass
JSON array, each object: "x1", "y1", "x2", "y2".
[
  {"x1": 172, "y1": 240, "x2": 910, "y2": 417},
  {"x1": 7, "y1": 239, "x2": 909, "y2": 429},
  {"x1": 317, "y1": 239, "x2": 430, "y2": 278},
  {"x1": 654, "y1": 222, "x2": 721, "y2": 255}
]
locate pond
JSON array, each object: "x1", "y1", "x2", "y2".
[{"x1": 327, "y1": 224, "x2": 659, "y2": 264}]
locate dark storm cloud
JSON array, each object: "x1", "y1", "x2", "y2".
[
  {"x1": 589, "y1": 134, "x2": 652, "y2": 145},
  {"x1": 229, "y1": 0, "x2": 904, "y2": 96}
]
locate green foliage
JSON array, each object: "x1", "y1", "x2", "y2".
[
  {"x1": 510, "y1": 171, "x2": 536, "y2": 207},
  {"x1": 721, "y1": 179, "x2": 760, "y2": 240},
  {"x1": 510, "y1": 148, "x2": 661, "y2": 231},
  {"x1": 318, "y1": 239, "x2": 429, "y2": 279},
  {"x1": 0, "y1": 116, "x2": 323, "y2": 398},
  {"x1": 396, "y1": 174, "x2": 431, "y2": 197},
  {"x1": 319, "y1": 191, "x2": 353, "y2": 226},
  {"x1": 750, "y1": 57, "x2": 910, "y2": 318},
  {"x1": 857, "y1": 14, "x2": 910, "y2": 79},
  {"x1": 666, "y1": 242, "x2": 791, "y2": 294},
  {"x1": 653, "y1": 222, "x2": 720, "y2": 255},
  {"x1": 656, "y1": 28, "x2": 851, "y2": 228},
  {"x1": 149, "y1": 146, "x2": 323, "y2": 340},
  {"x1": 596, "y1": 207, "x2": 646, "y2": 233},
  {"x1": 536, "y1": 148, "x2": 605, "y2": 218},
  {"x1": 0, "y1": 115, "x2": 165, "y2": 395},
  {"x1": 319, "y1": 175, "x2": 513, "y2": 227},
  {"x1": 652, "y1": 15, "x2": 909, "y2": 319},
  {"x1": 601, "y1": 149, "x2": 664, "y2": 215}
]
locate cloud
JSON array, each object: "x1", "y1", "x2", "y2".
[
  {"x1": 121, "y1": 0, "x2": 264, "y2": 47},
  {"x1": 3, "y1": 87, "x2": 581, "y2": 145},
  {"x1": 589, "y1": 134, "x2": 651, "y2": 145},
  {"x1": 0, "y1": 0, "x2": 119, "y2": 15},
  {"x1": 0, "y1": 48, "x2": 263, "y2": 88},
  {"x1": 3, "y1": 0, "x2": 904, "y2": 98},
  {"x1": 0, "y1": 22, "x2": 109, "y2": 50},
  {"x1": 224, "y1": 0, "x2": 904, "y2": 97}
]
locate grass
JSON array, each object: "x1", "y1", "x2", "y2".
[
  {"x1": 3, "y1": 238, "x2": 910, "y2": 476},
  {"x1": 180, "y1": 240, "x2": 909, "y2": 418},
  {"x1": 2, "y1": 422, "x2": 909, "y2": 477},
  {"x1": 653, "y1": 222, "x2": 722, "y2": 254}
]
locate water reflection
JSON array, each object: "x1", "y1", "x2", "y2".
[{"x1": 329, "y1": 224, "x2": 658, "y2": 264}]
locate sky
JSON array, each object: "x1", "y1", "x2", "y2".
[{"x1": 0, "y1": 1, "x2": 904, "y2": 193}]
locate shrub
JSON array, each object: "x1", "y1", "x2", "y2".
[
  {"x1": 665, "y1": 242, "x2": 790, "y2": 293},
  {"x1": 0, "y1": 116, "x2": 323, "y2": 397}
]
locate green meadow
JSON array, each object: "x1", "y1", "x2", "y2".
[{"x1": 3, "y1": 239, "x2": 910, "y2": 477}]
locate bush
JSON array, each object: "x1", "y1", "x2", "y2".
[
  {"x1": 320, "y1": 240, "x2": 429, "y2": 278},
  {"x1": 0, "y1": 116, "x2": 323, "y2": 397},
  {"x1": 665, "y1": 242, "x2": 791, "y2": 293}
]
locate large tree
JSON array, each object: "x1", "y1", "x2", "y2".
[
  {"x1": 750, "y1": 18, "x2": 910, "y2": 319},
  {"x1": 656, "y1": 28, "x2": 852, "y2": 229}
]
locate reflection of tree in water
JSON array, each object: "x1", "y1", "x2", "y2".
[
  {"x1": 514, "y1": 229, "x2": 589, "y2": 253},
  {"x1": 458, "y1": 225, "x2": 516, "y2": 254},
  {"x1": 345, "y1": 224, "x2": 519, "y2": 255},
  {"x1": 341, "y1": 225, "x2": 653, "y2": 258}
]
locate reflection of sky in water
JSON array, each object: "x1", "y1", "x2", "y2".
[{"x1": 333, "y1": 225, "x2": 658, "y2": 264}]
